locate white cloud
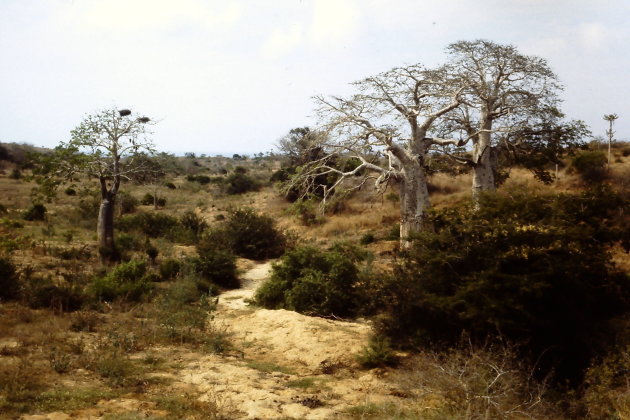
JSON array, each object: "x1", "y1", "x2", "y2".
[
  {"x1": 308, "y1": 0, "x2": 361, "y2": 48},
  {"x1": 578, "y1": 22, "x2": 609, "y2": 49},
  {"x1": 260, "y1": 24, "x2": 303, "y2": 59},
  {"x1": 54, "y1": 0, "x2": 243, "y2": 34}
]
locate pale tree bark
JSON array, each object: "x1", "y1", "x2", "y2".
[
  {"x1": 64, "y1": 108, "x2": 155, "y2": 261},
  {"x1": 471, "y1": 108, "x2": 495, "y2": 200},
  {"x1": 290, "y1": 64, "x2": 464, "y2": 248},
  {"x1": 97, "y1": 195, "x2": 116, "y2": 254},
  {"x1": 444, "y1": 40, "x2": 562, "y2": 205},
  {"x1": 399, "y1": 159, "x2": 431, "y2": 241}
]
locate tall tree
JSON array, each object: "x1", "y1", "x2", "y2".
[
  {"x1": 37, "y1": 108, "x2": 155, "y2": 260},
  {"x1": 444, "y1": 40, "x2": 562, "y2": 200},
  {"x1": 294, "y1": 64, "x2": 464, "y2": 247},
  {"x1": 604, "y1": 113, "x2": 619, "y2": 166}
]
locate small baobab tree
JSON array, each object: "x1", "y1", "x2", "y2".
[
  {"x1": 38, "y1": 108, "x2": 156, "y2": 260},
  {"x1": 290, "y1": 64, "x2": 465, "y2": 247}
]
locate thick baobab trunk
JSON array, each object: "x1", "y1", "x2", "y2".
[
  {"x1": 399, "y1": 162, "x2": 431, "y2": 249},
  {"x1": 97, "y1": 196, "x2": 116, "y2": 259},
  {"x1": 472, "y1": 112, "x2": 495, "y2": 203}
]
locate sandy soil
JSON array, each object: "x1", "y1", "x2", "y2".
[{"x1": 21, "y1": 260, "x2": 401, "y2": 420}]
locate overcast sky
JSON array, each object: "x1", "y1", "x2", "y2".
[{"x1": 1, "y1": 0, "x2": 628, "y2": 155}]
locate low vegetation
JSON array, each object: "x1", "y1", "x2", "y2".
[{"x1": 0, "y1": 139, "x2": 628, "y2": 419}]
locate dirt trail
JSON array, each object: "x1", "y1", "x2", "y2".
[{"x1": 22, "y1": 261, "x2": 399, "y2": 420}]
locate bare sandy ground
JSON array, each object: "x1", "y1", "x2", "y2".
[{"x1": 22, "y1": 260, "x2": 401, "y2": 420}]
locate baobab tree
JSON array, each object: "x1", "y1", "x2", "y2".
[
  {"x1": 41, "y1": 108, "x2": 156, "y2": 260},
  {"x1": 443, "y1": 40, "x2": 562, "y2": 200},
  {"x1": 291, "y1": 64, "x2": 465, "y2": 247}
]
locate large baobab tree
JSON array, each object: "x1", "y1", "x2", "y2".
[
  {"x1": 293, "y1": 64, "x2": 465, "y2": 247},
  {"x1": 42, "y1": 108, "x2": 156, "y2": 260},
  {"x1": 443, "y1": 40, "x2": 562, "y2": 200}
]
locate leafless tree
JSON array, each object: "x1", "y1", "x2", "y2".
[
  {"x1": 293, "y1": 64, "x2": 465, "y2": 247},
  {"x1": 442, "y1": 40, "x2": 562, "y2": 201}
]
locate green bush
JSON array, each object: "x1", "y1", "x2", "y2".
[
  {"x1": 25, "y1": 281, "x2": 85, "y2": 312},
  {"x1": 221, "y1": 208, "x2": 287, "y2": 260},
  {"x1": 360, "y1": 232, "x2": 376, "y2": 245},
  {"x1": 23, "y1": 203, "x2": 47, "y2": 221},
  {"x1": 356, "y1": 335, "x2": 397, "y2": 369},
  {"x1": 571, "y1": 150, "x2": 608, "y2": 183},
  {"x1": 186, "y1": 174, "x2": 211, "y2": 185},
  {"x1": 159, "y1": 258, "x2": 181, "y2": 280},
  {"x1": 378, "y1": 187, "x2": 630, "y2": 383},
  {"x1": 140, "y1": 193, "x2": 166, "y2": 207},
  {"x1": 190, "y1": 246, "x2": 239, "y2": 291},
  {"x1": 115, "y1": 232, "x2": 140, "y2": 255},
  {"x1": 89, "y1": 259, "x2": 154, "y2": 302},
  {"x1": 117, "y1": 212, "x2": 179, "y2": 238},
  {"x1": 0, "y1": 256, "x2": 20, "y2": 300},
  {"x1": 9, "y1": 169, "x2": 21, "y2": 180},
  {"x1": 254, "y1": 245, "x2": 362, "y2": 317},
  {"x1": 287, "y1": 199, "x2": 321, "y2": 226},
  {"x1": 179, "y1": 210, "x2": 208, "y2": 239},
  {"x1": 225, "y1": 173, "x2": 259, "y2": 195},
  {"x1": 151, "y1": 278, "x2": 223, "y2": 347},
  {"x1": 117, "y1": 191, "x2": 138, "y2": 214}
]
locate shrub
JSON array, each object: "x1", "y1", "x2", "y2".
[
  {"x1": 359, "y1": 232, "x2": 376, "y2": 245},
  {"x1": 287, "y1": 199, "x2": 321, "y2": 226},
  {"x1": 23, "y1": 203, "x2": 47, "y2": 221},
  {"x1": 225, "y1": 173, "x2": 259, "y2": 195},
  {"x1": 356, "y1": 335, "x2": 397, "y2": 369},
  {"x1": 571, "y1": 150, "x2": 608, "y2": 183},
  {"x1": 74, "y1": 194, "x2": 101, "y2": 222},
  {"x1": 64, "y1": 187, "x2": 77, "y2": 196},
  {"x1": 378, "y1": 187, "x2": 630, "y2": 383},
  {"x1": 221, "y1": 208, "x2": 287, "y2": 260},
  {"x1": 115, "y1": 232, "x2": 140, "y2": 255},
  {"x1": 9, "y1": 169, "x2": 21, "y2": 180},
  {"x1": 89, "y1": 259, "x2": 153, "y2": 302},
  {"x1": 151, "y1": 279, "x2": 226, "y2": 349},
  {"x1": 159, "y1": 258, "x2": 181, "y2": 280},
  {"x1": 145, "y1": 241, "x2": 158, "y2": 263},
  {"x1": 179, "y1": 210, "x2": 208, "y2": 239},
  {"x1": 186, "y1": 174, "x2": 211, "y2": 185},
  {"x1": 140, "y1": 193, "x2": 166, "y2": 207},
  {"x1": 190, "y1": 247, "x2": 239, "y2": 291},
  {"x1": 164, "y1": 181, "x2": 177, "y2": 189},
  {"x1": 25, "y1": 279, "x2": 85, "y2": 312},
  {"x1": 254, "y1": 245, "x2": 362, "y2": 317},
  {"x1": 117, "y1": 212, "x2": 179, "y2": 238},
  {"x1": 117, "y1": 191, "x2": 138, "y2": 214},
  {"x1": 0, "y1": 256, "x2": 20, "y2": 300}
]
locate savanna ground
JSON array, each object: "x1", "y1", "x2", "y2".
[{"x1": 1, "y1": 144, "x2": 629, "y2": 419}]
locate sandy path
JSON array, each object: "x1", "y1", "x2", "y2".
[{"x1": 22, "y1": 260, "x2": 397, "y2": 420}]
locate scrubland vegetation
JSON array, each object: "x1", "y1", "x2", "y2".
[
  {"x1": 0, "y1": 136, "x2": 628, "y2": 419},
  {"x1": 0, "y1": 40, "x2": 629, "y2": 419}
]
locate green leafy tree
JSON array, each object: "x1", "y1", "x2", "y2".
[
  {"x1": 34, "y1": 108, "x2": 155, "y2": 260},
  {"x1": 379, "y1": 187, "x2": 629, "y2": 382}
]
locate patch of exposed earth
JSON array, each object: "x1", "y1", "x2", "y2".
[{"x1": 22, "y1": 260, "x2": 402, "y2": 420}]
